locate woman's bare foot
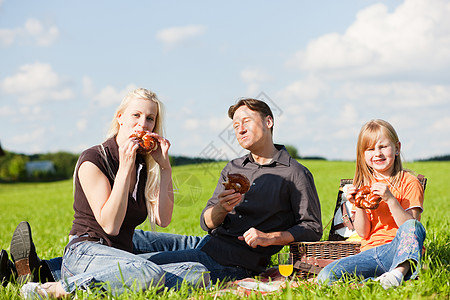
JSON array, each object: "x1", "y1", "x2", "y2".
[{"x1": 41, "y1": 282, "x2": 69, "y2": 298}]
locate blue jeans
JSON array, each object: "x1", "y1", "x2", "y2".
[
  {"x1": 60, "y1": 236, "x2": 209, "y2": 294},
  {"x1": 317, "y1": 219, "x2": 426, "y2": 285},
  {"x1": 132, "y1": 230, "x2": 253, "y2": 282}
]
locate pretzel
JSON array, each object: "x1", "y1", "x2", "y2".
[
  {"x1": 131, "y1": 131, "x2": 158, "y2": 154},
  {"x1": 355, "y1": 186, "x2": 382, "y2": 210},
  {"x1": 222, "y1": 173, "x2": 250, "y2": 194}
]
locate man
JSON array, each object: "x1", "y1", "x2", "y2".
[
  {"x1": 132, "y1": 98, "x2": 322, "y2": 280},
  {"x1": 3, "y1": 98, "x2": 322, "y2": 284},
  {"x1": 198, "y1": 98, "x2": 322, "y2": 274}
]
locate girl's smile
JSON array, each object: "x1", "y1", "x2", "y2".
[{"x1": 364, "y1": 135, "x2": 400, "y2": 177}]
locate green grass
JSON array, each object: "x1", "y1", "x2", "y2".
[{"x1": 1, "y1": 160, "x2": 449, "y2": 299}]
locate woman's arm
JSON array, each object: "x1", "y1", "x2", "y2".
[
  {"x1": 78, "y1": 139, "x2": 138, "y2": 236},
  {"x1": 150, "y1": 136, "x2": 174, "y2": 227}
]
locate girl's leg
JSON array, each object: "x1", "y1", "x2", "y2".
[
  {"x1": 375, "y1": 219, "x2": 426, "y2": 289},
  {"x1": 390, "y1": 219, "x2": 426, "y2": 280},
  {"x1": 317, "y1": 247, "x2": 384, "y2": 285}
]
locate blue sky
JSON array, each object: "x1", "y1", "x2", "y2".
[{"x1": 1, "y1": 0, "x2": 449, "y2": 161}]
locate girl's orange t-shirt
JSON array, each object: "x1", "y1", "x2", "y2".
[{"x1": 356, "y1": 171, "x2": 424, "y2": 251}]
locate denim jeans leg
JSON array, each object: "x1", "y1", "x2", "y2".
[
  {"x1": 61, "y1": 241, "x2": 164, "y2": 295},
  {"x1": 140, "y1": 248, "x2": 252, "y2": 282},
  {"x1": 318, "y1": 219, "x2": 426, "y2": 285},
  {"x1": 317, "y1": 247, "x2": 386, "y2": 285},
  {"x1": 132, "y1": 232, "x2": 250, "y2": 282},
  {"x1": 132, "y1": 230, "x2": 206, "y2": 254},
  {"x1": 45, "y1": 257, "x2": 63, "y2": 281},
  {"x1": 389, "y1": 219, "x2": 426, "y2": 280},
  {"x1": 155, "y1": 261, "x2": 210, "y2": 290}
]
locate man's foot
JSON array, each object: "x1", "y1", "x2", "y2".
[
  {"x1": 1, "y1": 249, "x2": 17, "y2": 286},
  {"x1": 10, "y1": 221, "x2": 41, "y2": 283}
]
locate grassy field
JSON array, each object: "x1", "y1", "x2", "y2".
[{"x1": 0, "y1": 160, "x2": 449, "y2": 299}]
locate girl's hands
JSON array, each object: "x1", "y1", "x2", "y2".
[
  {"x1": 346, "y1": 185, "x2": 357, "y2": 204},
  {"x1": 371, "y1": 182, "x2": 396, "y2": 203}
]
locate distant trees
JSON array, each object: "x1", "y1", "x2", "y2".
[
  {"x1": 0, "y1": 151, "x2": 79, "y2": 182},
  {"x1": 0, "y1": 150, "x2": 219, "y2": 182},
  {"x1": 285, "y1": 144, "x2": 299, "y2": 159}
]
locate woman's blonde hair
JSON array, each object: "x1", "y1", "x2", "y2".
[
  {"x1": 107, "y1": 88, "x2": 165, "y2": 229},
  {"x1": 354, "y1": 119, "x2": 403, "y2": 188}
]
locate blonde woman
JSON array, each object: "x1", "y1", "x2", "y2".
[{"x1": 21, "y1": 88, "x2": 208, "y2": 298}]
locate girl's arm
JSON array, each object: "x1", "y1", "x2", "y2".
[
  {"x1": 150, "y1": 135, "x2": 174, "y2": 228},
  {"x1": 372, "y1": 182, "x2": 421, "y2": 227},
  {"x1": 79, "y1": 139, "x2": 138, "y2": 236}
]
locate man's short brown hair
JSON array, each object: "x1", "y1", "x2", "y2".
[{"x1": 228, "y1": 98, "x2": 274, "y2": 133}]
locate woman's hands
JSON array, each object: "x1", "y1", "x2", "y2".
[
  {"x1": 134, "y1": 132, "x2": 171, "y2": 170},
  {"x1": 118, "y1": 136, "x2": 140, "y2": 171}
]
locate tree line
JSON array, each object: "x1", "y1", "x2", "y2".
[{"x1": 0, "y1": 144, "x2": 309, "y2": 182}]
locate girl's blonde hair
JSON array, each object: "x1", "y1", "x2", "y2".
[
  {"x1": 107, "y1": 88, "x2": 165, "y2": 229},
  {"x1": 354, "y1": 119, "x2": 403, "y2": 188}
]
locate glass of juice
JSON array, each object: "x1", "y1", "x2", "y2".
[{"x1": 278, "y1": 252, "x2": 293, "y2": 280}]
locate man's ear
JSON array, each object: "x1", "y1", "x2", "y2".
[{"x1": 266, "y1": 115, "x2": 274, "y2": 129}]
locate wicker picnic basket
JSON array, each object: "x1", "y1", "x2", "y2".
[{"x1": 290, "y1": 241, "x2": 361, "y2": 278}]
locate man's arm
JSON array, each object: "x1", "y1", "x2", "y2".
[
  {"x1": 203, "y1": 189, "x2": 242, "y2": 229},
  {"x1": 285, "y1": 167, "x2": 323, "y2": 242},
  {"x1": 200, "y1": 165, "x2": 237, "y2": 231}
]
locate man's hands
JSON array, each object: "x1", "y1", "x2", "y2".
[
  {"x1": 203, "y1": 189, "x2": 243, "y2": 229},
  {"x1": 238, "y1": 228, "x2": 272, "y2": 248},
  {"x1": 238, "y1": 228, "x2": 294, "y2": 248},
  {"x1": 218, "y1": 189, "x2": 243, "y2": 212}
]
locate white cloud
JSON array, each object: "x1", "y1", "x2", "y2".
[
  {"x1": 10, "y1": 127, "x2": 46, "y2": 148},
  {"x1": 184, "y1": 119, "x2": 199, "y2": 130},
  {"x1": 288, "y1": 0, "x2": 450, "y2": 77},
  {"x1": 240, "y1": 68, "x2": 272, "y2": 83},
  {"x1": 335, "y1": 81, "x2": 450, "y2": 108},
  {"x1": 82, "y1": 76, "x2": 95, "y2": 97},
  {"x1": 0, "y1": 28, "x2": 15, "y2": 47},
  {"x1": 0, "y1": 105, "x2": 14, "y2": 116},
  {"x1": 93, "y1": 84, "x2": 137, "y2": 107},
  {"x1": 0, "y1": 18, "x2": 59, "y2": 48},
  {"x1": 156, "y1": 25, "x2": 206, "y2": 48},
  {"x1": 275, "y1": 76, "x2": 328, "y2": 112},
  {"x1": 240, "y1": 67, "x2": 273, "y2": 95},
  {"x1": 77, "y1": 119, "x2": 88, "y2": 131},
  {"x1": 1, "y1": 62, "x2": 73, "y2": 104},
  {"x1": 432, "y1": 117, "x2": 450, "y2": 131}
]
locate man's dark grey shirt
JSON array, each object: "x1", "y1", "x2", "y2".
[{"x1": 200, "y1": 144, "x2": 322, "y2": 273}]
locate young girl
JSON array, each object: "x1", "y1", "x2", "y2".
[
  {"x1": 318, "y1": 119, "x2": 426, "y2": 289},
  {"x1": 21, "y1": 88, "x2": 208, "y2": 298}
]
